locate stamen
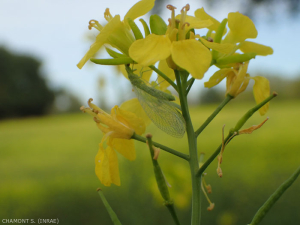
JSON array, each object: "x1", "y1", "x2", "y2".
[
  {"x1": 201, "y1": 178, "x2": 215, "y2": 211},
  {"x1": 181, "y1": 22, "x2": 190, "y2": 29},
  {"x1": 104, "y1": 8, "x2": 113, "y2": 21},
  {"x1": 93, "y1": 117, "x2": 101, "y2": 123},
  {"x1": 166, "y1": 4, "x2": 177, "y2": 11},
  {"x1": 88, "y1": 20, "x2": 102, "y2": 31},
  {"x1": 166, "y1": 4, "x2": 177, "y2": 30},
  {"x1": 80, "y1": 106, "x2": 86, "y2": 112},
  {"x1": 88, "y1": 98, "x2": 93, "y2": 106},
  {"x1": 181, "y1": 4, "x2": 190, "y2": 13}
]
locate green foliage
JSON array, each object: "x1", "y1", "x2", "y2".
[
  {"x1": 0, "y1": 47, "x2": 54, "y2": 119},
  {"x1": 1, "y1": 101, "x2": 299, "y2": 225}
]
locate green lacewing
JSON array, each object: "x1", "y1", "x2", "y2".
[{"x1": 125, "y1": 65, "x2": 185, "y2": 138}]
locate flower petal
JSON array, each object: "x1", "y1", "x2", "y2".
[
  {"x1": 228, "y1": 61, "x2": 249, "y2": 96},
  {"x1": 124, "y1": 0, "x2": 155, "y2": 25},
  {"x1": 129, "y1": 34, "x2": 172, "y2": 66},
  {"x1": 176, "y1": 15, "x2": 213, "y2": 30},
  {"x1": 77, "y1": 15, "x2": 122, "y2": 69},
  {"x1": 194, "y1": 7, "x2": 221, "y2": 31},
  {"x1": 114, "y1": 106, "x2": 146, "y2": 135},
  {"x1": 199, "y1": 37, "x2": 235, "y2": 54},
  {"x1": 204, "y1": 68, "x2": 233, "y2": 88},
  {"x1": 239, "y1": 41, "x2": 273, "y2": 56},
  {"x1": 251, "y1": 76, "x2": 270, "y2": 115},
  {"x1": 120, "y1": 98, "x2": 151, "y2": 125},
  {"x1": 95, "y1": 145, "x2": 112, "y2": 186},
  {"x1": 225, "y1": 12, "x2": 257, "y2": 43},
  {"x1": 111, "y1": 138, "x2": 136, "y2": 161},
  {"x1": 107, "y1": 146, "x2": 120, "y2": 186},
  {"x1": 171, "y1": 39, "x2": 212, "y2": 79}
]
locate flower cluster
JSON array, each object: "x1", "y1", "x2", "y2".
[{"x1": 78, "y1": 0, "x2": 273, "y2": 186}]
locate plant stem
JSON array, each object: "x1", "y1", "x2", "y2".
[
  {"x1": 195, "y1": 95, "x2": 233, "y2": 137},
  {"x1": 250, "y1": 166, "x2": 300, "y2": 225},
  {"x1": 186, "y1": 78, "x2": 195, "y2": 95},
  {"x1": 175, "y1": 70, "x2": 201, "y2": 225},
  {"x1": 196, "y1": 92, "x2": 278, "y2": 177},
  {"x1": 132, "y1": 133, "x2": 189, "y2": 161}
]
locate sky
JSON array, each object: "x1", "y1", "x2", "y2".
[{"x1": 1, "y1": 0, "x2": 299, "y2": 108}]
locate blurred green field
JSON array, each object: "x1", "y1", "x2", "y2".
[{"x1": 0, "y1": 100, "x2": 299, "y2": 225}]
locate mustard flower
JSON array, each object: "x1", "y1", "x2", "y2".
[
  {"x1": 129, "y1": 4, "x2": 215, "y2": 79},
  {"x1": 81, "y1": 99, "x2": 146, "y2": 186},
  {"x1": 204, "y1": 62, "x2": 270, "y2": 115},
  {"x1": 77, "y1": 0, "x2": 155, "y2": 69},
  {"x1": 195, "y1": 9, "x2": 273, "y2": 65}
]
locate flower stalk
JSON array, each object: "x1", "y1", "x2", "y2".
[{"x1": 175, "y1": 70, "x2": 201, "y2": 225}]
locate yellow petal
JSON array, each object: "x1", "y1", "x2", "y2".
[
  {"x1": 124, "y1": 0, "x2": 155, "y2": 25},
  {"x1": 239, "y1": 41, "x2": 273, "y2": 56},
  {"x1": 204, "y1": 68, "x2": 233, "y2": 88},
  {"x1": 95, "y1": 145, "x2": 112, "y2": 186},
  {"x1": 176, "y1": 15, "x2": 213, "y2": 30},
  {"x1": 114, "y1": 106, "x2": 146, "y2": 135},
  {"x1": 251, "y1": 76, "x2": 270, "y2": 115},
  {"x1": 228, "y1": 61, "x2": 249, "y2": 96},
  {"x1": 129, "y1": 34, "x2": 172, "y2": 66},
  {"x1": 77, "y1": 15, "x2": 122, "y2": 69},
  {"x1": 111, "y1": 138, "x2": 136, "y2": 161},
  {"x1": 107, "y1": 146, "x2": 120, "y2": 186},
  {"x1": 120, "y1": 98, "x2": 151, "y2": 125},
  {"x1": 199, "y1": 37, "x2": 235, "y2": 54},
  {"x1": 171, "y1": 39, "x2": 212, "y2": 79},
  {"x1": 194, "y1": 7, "x2": 220, "y2": 31},
  {"x1": 225, "y1": 12, "x2": 257, "y2": 43},
  {"x1": 157, "y1": 60, "x2": 176, "y2": 89}
]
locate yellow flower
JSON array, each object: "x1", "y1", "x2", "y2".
[
  {"x1": 129, "y1": 4, "x2": 214, "y2": 79},
  {"x1": 195, "y1": 10, "x2": 273, "y2": 65},
  {"x1": 204, "y1": 62, "x2": 270, "y2": 115},
  {"x1": 77, "y1": 0, "x2": 155, "y2": 69},
  {"x1": 81, "y1": 98, "x2": 146, "y2": 186}
]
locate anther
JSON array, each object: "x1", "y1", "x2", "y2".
[
  {"x1": 181, "y1": 4, "x2": 190, "y2": 13},
  {"x1": 104, "y1": 8, "x2": 113, "y2": 21},
  {"x1": 93, "y1": 117, "x2": 101, "y2": 123},
  {"x1": 80, "y1": 106, "x2": 86, "y2": 112},
  {"x1": 166, "y1": 4, "x2": 177, "y2": 10},
  {"x1": 181, "y1": 22, "x2": 190, "y2": 29},
  {"x1": 207, "y1": 203, "x2": 215, "y2": 211},
  {"x1": 207, "y1": 37, "x2": 213, "y2": 42}
]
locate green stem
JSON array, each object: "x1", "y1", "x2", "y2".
[
  {"x1": 250, "y1": 166, "x2": 300, "y2": 225},
  {"x1": 195, "y1": 95, "x2": 233, "y2": 137},
  {"x1": 175, "y1": 70, "x2": 201, "y2": 225},
  {"x1": 165, "y1": 203, "x2": 181, "y2": 225},
  {"x1": 132, "y1": 133, "x2": 189, "y2": 161},
  {"x1": 233, "y1": 92, "x2": 277, "y2": 132},
  {"x1": 196, "y1": 92, "x2": 278, "y2": 177},
  {"x1": 149, "y1": 65, "x2": 178, "y2": 91},
  {"x1": 97, "y1": 188, "x2": 122, "y2": 225},
  {"x1": 186, "y1": 78, "x2": 195, "y2": 95}
]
